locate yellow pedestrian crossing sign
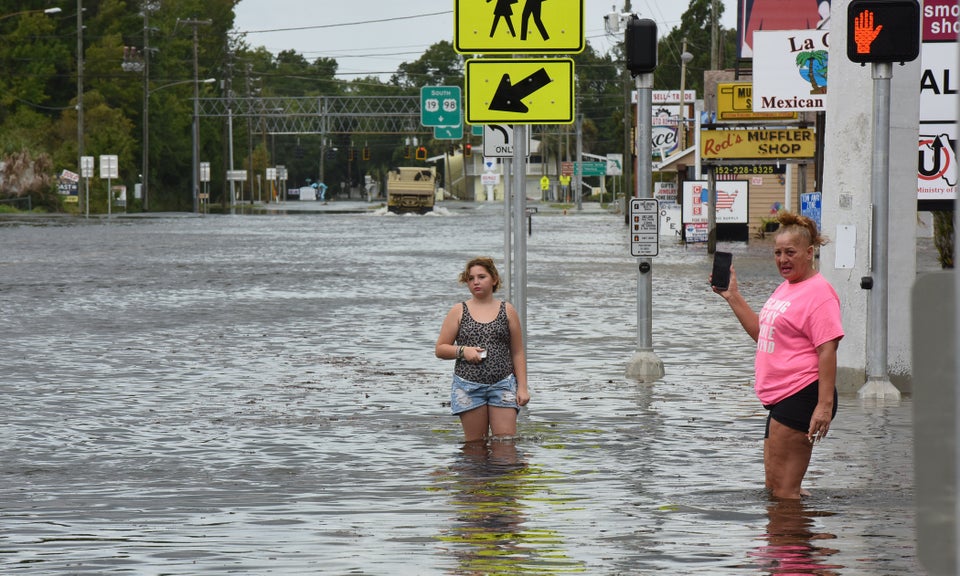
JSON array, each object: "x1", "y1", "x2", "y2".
[
  {"x1": 454, "y1": 0, "x2": 584, "y2": 54},
  {"x1": 465, "y1": 58, "x2": 575, "y2": 124}
]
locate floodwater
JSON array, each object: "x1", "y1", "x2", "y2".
[{"x1": 1, "y1": 205, "x2": 925, "y2": 575}]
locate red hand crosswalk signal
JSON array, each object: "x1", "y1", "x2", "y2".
[
  {"x1": 416, "y1": 146, "x2": 427, "y2": 161},
  {"x1": 846, "y1": 0, "x2": 920, "y2": 64}
]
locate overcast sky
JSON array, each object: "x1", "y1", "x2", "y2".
[{"x1": 232, "y1": 0, "x2": 739, "y2": 79}]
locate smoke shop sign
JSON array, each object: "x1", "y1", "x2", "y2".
[{"x1": 701, "y1": 128, "x2": 817, "y2": 159}]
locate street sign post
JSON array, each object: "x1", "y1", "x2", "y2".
[
  {"x1": 576, "y1": 161, "x2": 607, "y2": 177},
  {"x1": 465, "y1": 58, "x2": 575, "y2": 124},
  {"x1": 100, "y1": 155, "x2": 118, "y2": 217},
  {"x1": 420, "y1": 86, "x2": 462, "y2": 127},
  {"x1": 434, "y1": 123, "x2": 464, "y2": 140},
  {"x1": 483, "y1": 124, "x2": 532, "y2": 158},
  {"x1": 454, "y1": 0, "x2": 584, "y2": 54},
  {"x1": 630, "y1": 198, "x2": 659, "y2": 257},
  {"x1": 606, "y1": 154, "x2": 623, "y2": 176}
]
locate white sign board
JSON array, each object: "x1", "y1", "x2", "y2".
[
  {"x1": 80, "y1": 156, "x2": 94, "y2": 178},
  {"x1": 99, "y1": 155, "x2": 119, "y2": 179},
  {"x1": 482, "y1": 124, "x2": 531, "y2": 158},
  {"x1": 200, "y1": 162, "x2": 211, "y2": 183},
  {"x1": 918, "y1": 7, "x2": 958, "y2": 203},
  {"x1": 606, "y1": 154, "x2": 623, "y2": 176},
  {"x1": 630, "y1": 198, "x2": 659, "y2": 257},
  {"x1": 481, "y1": 173, "x2": 500, "y2": 186},
  {"x1": 682, "y1": 180, "x2": 749, "y2": 224},
  {"x1": 752, "y1": 30, "x2": 828, "y2": 112},
  {"x1": 651, "y1": 89, "x2": 696, "y2": 104}
]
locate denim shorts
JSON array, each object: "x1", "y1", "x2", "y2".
[{"x1": 450, "y1": 373, "x2": 518, "y2": 415}]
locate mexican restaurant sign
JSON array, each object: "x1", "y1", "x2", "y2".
[
  {"x1": 752, "y1": 30, "x2": 829, "y2": 112},
  {"x1": 701, "y1": 128, "x2": 817, "y2": 160}
]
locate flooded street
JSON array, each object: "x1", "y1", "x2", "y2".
[{"x1": 1, "y1": 205, "x2": 922, "y2": 574}]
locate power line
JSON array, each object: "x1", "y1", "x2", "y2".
[{"x1": 236, "y1": 10, "x2": 451, "y2": 35}]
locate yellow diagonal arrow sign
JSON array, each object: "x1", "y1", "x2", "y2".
[{"x1": 465, "y1": 58, "x2": 575, "y2": 124}]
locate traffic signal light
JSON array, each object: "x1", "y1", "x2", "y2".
[
  {"x1": 625, "y1": 16, "x2": 657, "y2": 76},
  {"x1": 416, "y1": 146, "x2": 427, "y2": 161},
  {"x1": 464, "y1": 143, "x2": 472, "y2": 157},
  {"x1": 847, "y1": 0, "x2": 920, "y2": 64},
  {"x1": 325, "y1": 148, "x2": 336, "y2": 161},
  {"x1": 404, "y1": 146, "x2": 411, "y2": 159},
  {"x1": 362, "y1": 146, "x2": 370, "y2": 161},
  {"x1": 348, "y1": 148, "x2": 355, "y2": 161}
]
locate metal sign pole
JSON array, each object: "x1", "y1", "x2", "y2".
[
  {"x1": 512, "y1": 125, "x2": 528, "y2": 347},
  {"x1": 503, "y1": 158, "x2": 512, "y2": 304},
  {"x1": 859, "y1": 61, "x2": 899, "y2": 399},
  {"x1": 626, "y1": 71, "x2": 664, "y2": 382}
]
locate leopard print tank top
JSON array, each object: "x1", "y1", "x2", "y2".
[{"x1": 454, "y1": 301, "x2": 514, "y2": 384}]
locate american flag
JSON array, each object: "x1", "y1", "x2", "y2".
[{"x1": 716, "y1": 190, "x2": 739, "y2": 211}]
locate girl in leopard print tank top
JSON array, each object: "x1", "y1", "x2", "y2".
[{"x1": 435, "y1": 257, "x2": 530, "y2": 442}]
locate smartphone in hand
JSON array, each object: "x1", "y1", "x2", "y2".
[{"x1": 711, "y1": 251, "x2": 733, "y2": 291}]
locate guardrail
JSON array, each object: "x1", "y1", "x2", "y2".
[{"x1": 0, "y1": 197, "x2": 32, "y2": 210}]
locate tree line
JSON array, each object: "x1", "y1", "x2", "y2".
[{"x1": 0, "y1": 0, "x2": 735, "y2": 212}]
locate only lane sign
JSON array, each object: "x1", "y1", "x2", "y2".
[{"x1": 465, "y1": 58, "x2": 575, "y2": 124}]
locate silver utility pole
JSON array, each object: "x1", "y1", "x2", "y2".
[
  {"x1": 859, "y1": 62, "x2": 899, "y2": 399},
  {"x1": 77, "y1": 0, "x2": 84, "y2": 213},
  {"x1": 707, "y1": 167, "x2": 717, "y2": 253},
  {"x1": 512, "y1": 125, "x2": 528, "y2": 346},
  {"x1": 179, "y1": 18, "x2": 211, "y2": 214},
  {"x1": 625, "y1": 70, "x2": 664, "y2": 382},
  {"x1": 575, "y1": 113, "x2": 583, "y2": 211},
  {"x1": 141, "y1": 1, "x2": 159, "y2": 211},
  {"x1": 503, "y1": 157, "x2": 512, "y2": 303}
]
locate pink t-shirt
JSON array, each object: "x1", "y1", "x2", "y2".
[{"x1": 754, "y1": 273, "x2": 844, "y2": 406}]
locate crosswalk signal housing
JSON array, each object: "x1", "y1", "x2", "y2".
[
  {"x1": 464, "y1": 143, "x2": 472, "y2": 157},
  {"x1": 625, "y1": 16, "x2": 657, "y2": 76},
  {"x1": 846, "y1": 0, "x2": 920, "y2": 64},
  {"x1": 416, "y1": 146, "x2": 427, "y2": 161}
]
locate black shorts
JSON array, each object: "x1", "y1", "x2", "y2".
[{"x1": 763, "y1": 380, "x2": 838, "y2": 438}]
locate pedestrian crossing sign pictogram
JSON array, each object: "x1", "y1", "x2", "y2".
[{"x1": 454, "y1": 0, "x2": 584, "y2": 54}]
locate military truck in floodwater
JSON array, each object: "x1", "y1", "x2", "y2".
[{"x1": 386, "y1": 167, "x2": 435, "y2": 214}]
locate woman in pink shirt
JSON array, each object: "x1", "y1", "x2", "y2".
[{"x1": 714, "y1": 212, "x2": 844, "y2": 499}]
